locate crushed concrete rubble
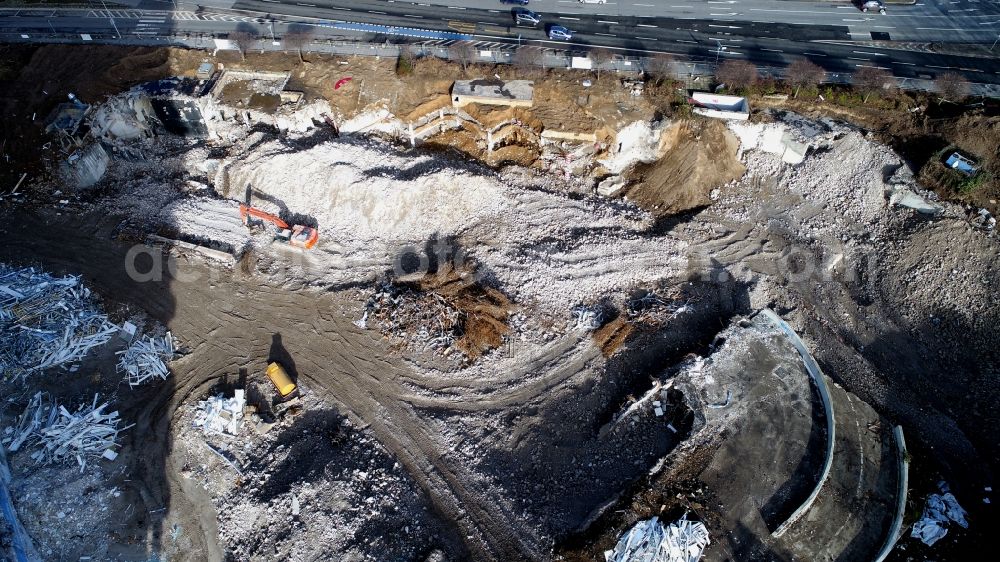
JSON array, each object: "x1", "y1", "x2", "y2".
[
  {"x1": 0, "y1": 264, "x2": 117, "y2": 381},
  {"x1": 201, "y1": 398, "x2": 457, "y2": 562},
  {"x1": 192, "y1": 390, "x2": 246, "y2": 435},
  {"x1": 605, "y1": 516, "x2": 710, "y2": 562},
  {"x1": 2, "y1": 392, "x2": 131, "y2": 472},
  {"x1": 116, "y1": 332, "x2": 177, "y2": 387},
  {"x1": 911, "y1": 482, "x2": 970, "y2": 546}
]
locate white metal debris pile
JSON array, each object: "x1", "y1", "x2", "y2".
[
  {"x1": 359, "y1": 282, "x2": 463, "y2": 351},
  {"x1": 1, "y1": 392, "x2": 132, "y2": 471},
  {"x1": 625, "y1": 289, "x2": 693, "y2": 325},
  {"x1": 0, "y1": 264, "x2": 117, "y2": 381},
  {"x1": 605, "y1": 516, "x2": 710, "y2": 562},
  {"x1": 116, "y1": 332, "x2": 178, "y2": 387},
  {"x1": 910, "y1": 481, "x2": 970, "y2": 546},
  {"x1": 571, "y1": 304, "x2": 607, "y2": 331},
  {"x1": 192, "y1": 390, "x2": 246, "y2": 435}
]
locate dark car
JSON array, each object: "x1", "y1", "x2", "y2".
[{"x1": 500, "y1": 0, "x2": 530, "y2": 5}]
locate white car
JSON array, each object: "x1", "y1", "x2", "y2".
[{"x1": 579, "y1": 0, "x2": 608, "y2": 4}]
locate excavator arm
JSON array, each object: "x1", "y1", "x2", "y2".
[
  {"x1": 239, "y1": 203, "x2": 290, "y2": 229},
  {"x1": 238, "y1": 203, "x2": 319, "y2": 250}
]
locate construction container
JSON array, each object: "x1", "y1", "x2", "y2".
[{"x1": 266, "y1": 362, "x2": 296, "y2": 396}]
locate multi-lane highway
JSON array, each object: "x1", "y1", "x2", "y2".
[{"x1": 2, "y1": 0, "x2": 999, "y2": 85}]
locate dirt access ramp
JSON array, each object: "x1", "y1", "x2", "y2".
[{"x1": 623, "y1": 119, "x2": 745, "y2": 216}]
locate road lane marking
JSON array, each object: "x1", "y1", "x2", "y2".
[
  {"x1": 637, "y1": 23, "x2": 657, "y2": 27},
  {"x1": 761, "y1": 48, "x2": 783, "y2": 52},
  {"x1": 853, "y1": 51, "x2": 886, "y2": 56},
  {"x1": 598, "y1": 20, "x2": 620, "y2": 24}
]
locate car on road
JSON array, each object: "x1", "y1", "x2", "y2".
[
  {"x1": 547, "y1": 25, "x2": 573, "y2": 40},
  {"x1": 500, "y1": 0, "x2": 530, "y2": 5},
  {"x1": 860, "y1": 0, "x2": 886, "y2": 13},
  {"x1": 513, "y1": 8, "x2": 541, "y2": 26},
  {"x1": 579, "y1": 0, "x2": 608, "y2": 4}
]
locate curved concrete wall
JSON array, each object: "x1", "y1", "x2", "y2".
[
  {"x1": 760, "y1": 309, "x2": 837, "y2": 539},
  {"x1": 873, "y1": 426, "x2": 910, "y2": 562}
]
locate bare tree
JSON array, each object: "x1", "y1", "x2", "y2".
[
  {"x1": 283, "y1": 25, "x2": 314, "y2": 64},
  {"x1": 396, "y1": 45, "x2": 417, "y2": 76},
  {"x1": 787, "y1": 59, "x2": 826, "y2": 98},
  {"x1": 228, "y1": 29, "x2": 257, "y2": 62},
  {"x1": 715, "y1": 60, "x2": 758, "y2": 91},
  {"x1": 589, "y1": 48, "x2": 615, "y2": 82},
  {"x1": 449, "y1": 42, "x2": 477, "y2": 74},
  {"x1": 853, "y1": 66, "x2": 894, "y2": 103},
  {"x1": 645, "y1": 52, "x2": 675, "y2": 84},
  {"x1": 936, "y1": 72, "x2": 971, "y2": 103},
  {"x1": 512, "y1": 47, "x2": 544, "y2": 77}
]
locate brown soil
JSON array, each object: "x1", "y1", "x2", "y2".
[
  {"x1": 592, "y1": 316, "x2": 635, "y2": 357},
  {"x1": 623, "y1": 120, "x2": 746, "y2": 216},
  {"x1": 416, "y1": 265, "x2": 512, "y2": 360}
]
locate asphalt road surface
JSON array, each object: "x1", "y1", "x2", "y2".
[{"x1": 1, "y1": 0, "x2": 998, "y2": 83}]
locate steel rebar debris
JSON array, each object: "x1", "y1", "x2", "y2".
[
  {"x1": 0, "y1": 264, "x2": 118, "y2": 381},
  {"x1": 605, "y1": 516, "x2": 710, "y2": 562},
  {"x1": 116, "y1": 332, "x2": 178, "y2": 387},
  {"x1": 192, "y1": 390, "x2": 246, "y2": 435},
  {"x1": 1, "y1": 392, "x2": 132, "y2": 472},
  {"x1": 360, "y1": 282, "x2": 464, "y2": 351},
  {"x1": 571, "y1": 304, "x2": 606, "y2": 331}
]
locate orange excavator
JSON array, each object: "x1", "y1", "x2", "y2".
[{"x1": 239, "y1": 203, "x2": 319, "y2": 250}]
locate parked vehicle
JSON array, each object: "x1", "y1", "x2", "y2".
[
  {"x1": 547, "y1": 25, "x2": 573, "y2": 40},
  {"x1": 500, "y1": 0, "x2": 530, "y2": 5},
  {"x1": 514, "y1": 8, "x2": 541, "y2": 25}
]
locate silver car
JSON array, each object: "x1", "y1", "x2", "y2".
[{"x1": 514, "y1": 8, "x2": 541, "y2": 26}]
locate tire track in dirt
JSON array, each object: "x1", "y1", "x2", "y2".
[{"x1": 0, "y1": 209, "x2": 547, "y2": 560}]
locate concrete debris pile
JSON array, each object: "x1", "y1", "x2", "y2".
[
  {"x1": 2, "y1": 392, "x2": 131, "y2": 471},
  {"x1": 910, "y1": 481, "x2": 970, "y2": 546},
  {"x1": 116, "y1": 332, "x2": 178, "y2": 387},
  {"x1": 359, "y1": 283, "x2": 464, "y2": 352},
  {"x1": 0, "y1": 264, "x2": 117, "y2": 381},
  {"x1": 605, "y1": 516, "x2": 710, "y2": 562},
  {"x1": 193, "y1": 390, "x2": 247, "y2": 435}
]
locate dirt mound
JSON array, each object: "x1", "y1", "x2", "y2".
[
  {"x1": 362, "y1": 261, "x2": 512, "y2": 361},
  {"x1": 418, "y1": 265, "x2": 512, "y2": 359},
  {"x1": 623, "y1": 120, "x2": 745, "y2": 216}
]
